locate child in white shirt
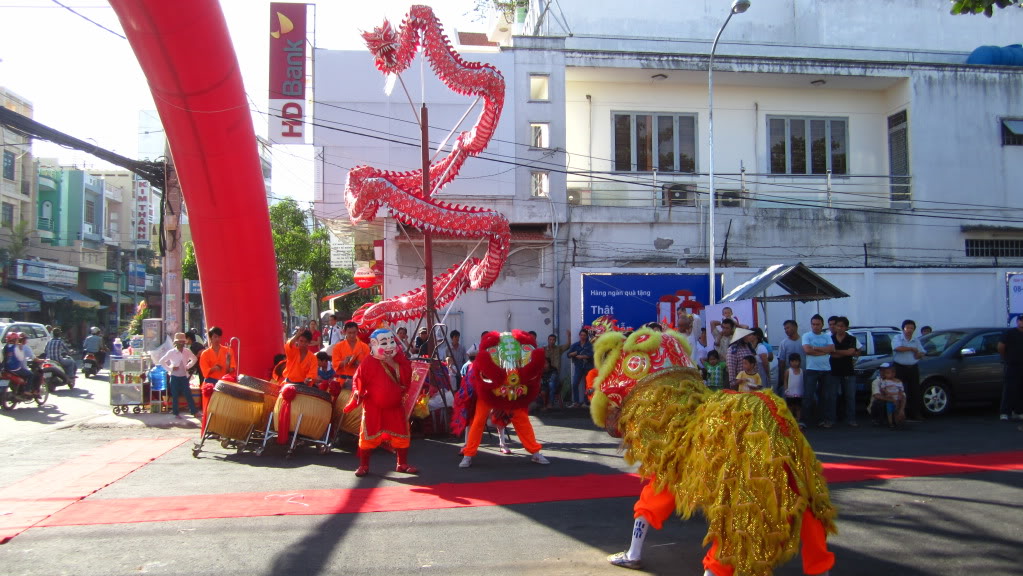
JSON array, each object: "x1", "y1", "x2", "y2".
[{"x1": 783, "y1": 353, "x2": 804, "y2": 426}]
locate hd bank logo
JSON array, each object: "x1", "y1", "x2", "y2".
[{"x1": 269, "y1": 3, "x2": 307, "y2": 142}]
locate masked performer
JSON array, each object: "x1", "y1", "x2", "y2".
[
  {"x1": 344, "y1": 328, "x2": 418, "y2": 477},
  {"x1": 458, "y1": 330, "x2": 550, "y2": 468},
  {"x1": 591, "y1": 326, "x2": 836, "y2": 576}
]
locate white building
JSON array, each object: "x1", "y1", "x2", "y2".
[{"x1": 313, "y1": 0, "x2": 1023, "y2": 342}]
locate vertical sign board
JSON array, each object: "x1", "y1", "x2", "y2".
[
  {"x1": 1007, "y1": 272, "x2": 1023, "y2": 326},
  {"x1": 330, "y1": 230, "x2": 355, "y2": 270},
  {"x1": 269, "y1": 3, "x2": 308, "y2": 145},
  {"x1": 134, "y1": 179, "x2": 151, "y2": 245},
  {"x1": 580, "y1": 273, "x2": 721, "y2": 332}
]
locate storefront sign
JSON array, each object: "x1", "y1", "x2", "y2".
[
  {"x1": 580, "y1": 273, "x2": 720, "y2": 331},
  {"x1": 330, "y1": 230, "x2": 355, "y2": 269},
  {"x1": 14, "y1": 259, "x2": 78, "y2": 286},
  {"x1": 134, "y1": 179, "x2": 151, "y2": 245}
]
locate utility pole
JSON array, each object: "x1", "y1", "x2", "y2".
[{"x1": 162, "y1": 157, "x2": 184, "y2": 337}]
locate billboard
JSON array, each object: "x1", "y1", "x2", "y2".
[
  {"x1": 580, "y1": 272, "x2": 722, "y2": 331},
  {"x1": 134, "y1": 179, "x2": 151, "y2": 245},
  {"x1": 268, "y1": 3, "x2": 308, "y2": 144}
]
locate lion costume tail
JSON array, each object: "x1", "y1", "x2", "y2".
[{"x1": 619, "y1": 367, "x2": 837, "y2": 576}]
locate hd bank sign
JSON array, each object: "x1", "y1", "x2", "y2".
[{"x1": 269, "y1": 3, "x2": 308, "y2": 144}]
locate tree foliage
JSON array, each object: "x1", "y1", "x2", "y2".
[
  {"x1": 181, "y1": 241, "x2": 198, "y2": 280},
  {"x1": 950, "y1": 0, "x2": 1021, "y2": 16}
]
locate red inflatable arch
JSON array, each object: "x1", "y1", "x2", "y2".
[{"x1": 109, "y1": 0, "x2": 283, "y2": 376}]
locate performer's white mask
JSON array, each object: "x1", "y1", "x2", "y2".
[{"x1": 370, "y1": 329, "x2": 397, "y2": 360}]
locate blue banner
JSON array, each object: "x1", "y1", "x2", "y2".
[{"x1": 581, "y1": 273, "x2": 722, "y2": 331}]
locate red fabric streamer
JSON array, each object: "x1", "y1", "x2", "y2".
[{"x1": 277, "y1": 384, "x2": 298, "y2": 445}]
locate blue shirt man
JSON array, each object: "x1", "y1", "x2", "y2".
[
  {"x1": 567, "y1": 329, "x2": 594, "y2": 407},
  {"x1": 800, "y1": 315, "x2": 834, "y2": 428}
]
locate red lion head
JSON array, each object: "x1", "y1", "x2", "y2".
[{"x1": 470, "y1": 330, "x2": 544, "y2": 411}]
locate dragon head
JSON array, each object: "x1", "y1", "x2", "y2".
[
  {"x1": 590, "y1": 326, "x2": 694, "y2": 437},
  {"x1": 470, "y1": 330, "x2": 544, "y2": 411}
]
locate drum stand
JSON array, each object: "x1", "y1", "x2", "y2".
[
  {"x1": 192, "y1": 408, "x2": 259, "y2": 458},
  {"x1": 257, "y1": 412, "x2": 333, "y2": 459}
]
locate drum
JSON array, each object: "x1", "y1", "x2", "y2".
[
  {"x1": 205, "y1": 381, "x2": 264, "y2": 441},
  {"x1": 332, "y1": 389, "x2": 363, "y2": 436},
  {"x1": 237, "y1": 374, "x2": 281, "y2": 426},
  {"x1": 273, "y1": 384, "x2": 332, "y2": 441}
]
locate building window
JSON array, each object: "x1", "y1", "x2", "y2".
[
  {"x1": 965, "y1": 239, "x2": 1023, "y2": 258},
  {"x1": 1002, "y1": 118, "x2": 1023, "y2": 146},
  {"x1": 768, "y1": 116, "x2": 848, "y2": 175},
  {"x1": 2, "y1": 151, "x2": 14, "y2": 180},
  {"x1": 612, "y1": 112, "x2": 697, "y2": 173},
  {"x1": 530, "y1": 122, "x2": 549, "y2": 148},
  {"x1": 529, "y1": 75, "x2": 549, "y2": 101},
  {"x1": 888, "y1": 110, "x2": 911, "y2": 206},
  {"x1": 85, "y1": 199, "x2": 96, "y2": 225},
  {"x1": 1, "y1": 202, "x2": 13, "y2": 228},
  {"x1": 530, "y1": 171, "x2": 549, "y2": 197}
]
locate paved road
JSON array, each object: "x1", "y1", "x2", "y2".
[{"x1": 1, "y1": 399, "x2": 1021, "y2": 576}]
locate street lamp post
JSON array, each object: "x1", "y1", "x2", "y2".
[{"x1": 708, "y1": 0, "x2": 750, "y2": 305}]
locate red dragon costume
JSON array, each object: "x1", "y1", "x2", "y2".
[
  {"x1": 590, "y1": 325, "x2": 836, "y2": 576},
  {"x1": 458, "y1": 330, "x2": 549, "y2": 468}
]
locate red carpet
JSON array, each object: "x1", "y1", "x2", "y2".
[
  {"x1": 0, "y1": 438, "x2": 187, "y2": 543},
  {"x1": 34, "y1": 449, "x2": 1023, "y2": 529}
]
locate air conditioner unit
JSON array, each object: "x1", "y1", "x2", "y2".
[
  {"x1": 662, "y1": 183, "x2": 697, "y2": 207},
  {"x1": 716, "y1": 189, "x2": 744, "y2": 208},
  {"x1": 83, "y1": 223, "x2": 94, "y2": 234},
  {"x1": 567, "y1": 189, "x2": 590, "y2": 206}
]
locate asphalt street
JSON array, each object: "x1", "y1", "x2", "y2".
[{"x1": 1, "y1": 380, "x2": 1021, "y2": 576}]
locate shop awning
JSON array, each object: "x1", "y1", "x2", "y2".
[
  {"x1": 9, "y1": 280, "x2": 101, "y2": 308},
  {"x1": 320, "y1": 283, "x2": 363, "y2": 302},
  {"x1": 0, "y1": 287, "x2": 40, "y2": 313},
  {"x1": 92, "y1": 290, "x2": 135, "y2": 304}
]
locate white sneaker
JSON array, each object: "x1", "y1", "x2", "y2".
[
  {"x1": 1001, "y1": 414, "x2": 1010, "y2": 421},
  {"x1": 1012, "y1": 412, "x2": 1023, "y2": 421},
  {"x1": 530, "y1": 452, "x2": 550, "y2": 465},
  {"x1": 458, "y1": 456, "x2": 472, "y2": 468}
]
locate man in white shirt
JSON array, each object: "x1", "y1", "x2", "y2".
[
  {"x1": 322, "y1": 313, "x2": 342, "y2": 349},
  {"x1": 892, "y1": 319, "x2": 925, "y2": 420},
  {"x1": 159, "y1": 332, "x2": 199, "y2": 419}
]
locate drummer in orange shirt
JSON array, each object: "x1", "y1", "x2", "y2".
[
  {"x1": 198, "y1": 326, "x2": 234, "y2": 385},
  {"x1": 283, "y1": 328, "x2": 318, "y2": 385},
  {"x1": 332, "y1": 321, "x2": 369, "y2": 387}
]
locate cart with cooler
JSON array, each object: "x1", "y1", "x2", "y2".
[{"x1": 109, "y1": 356, "x2": 152, "y2": 414}]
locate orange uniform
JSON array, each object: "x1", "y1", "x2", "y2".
[
  {"x1": 199, "y1": 345, "x2": 232, "y2": 382},
  {"x1": 332, "y1": 338, "x2": 370, "y2": 380},
  {"x1": 283, "y1": 340, "x2": 317, "y2": 383}
]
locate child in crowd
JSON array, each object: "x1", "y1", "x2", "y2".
[
  {"x1": 316, "y1": 351, "x2": 335, "y2": 383},
  {"x1": 736, "y1": 355, "x2": 763, "y2": 392},
  {"x1": 783, "y1": 353, "x2": 804, "y2": 427},
  {"x1": 871, "y1": 362, "x2": 906, "y2": 429},
  {"x1": 704, "y1": 350, "x2": 726, "y2": 391}
]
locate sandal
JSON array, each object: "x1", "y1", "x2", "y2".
[
  {"x1": 354, "y1": 466, "x2": 369, "y2": 477},
  {"x1": 396, "y1": 464, "x2": 419, "y2": 475}
]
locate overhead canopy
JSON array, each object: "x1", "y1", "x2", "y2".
[
  {"x1": 720, "y1": 263, "x2": 849, "y2": 304},
  {"x1": 9, "y1": 280, "x2": 101, "y2": 308},
  {"x1": 0, "y1": 287, "x2": 40, "y2": 313},
  {"x1": 92, "y1": 290, "x2": 135, "y2": 304},
  {"x1": 320, "y1": 283, "x2": 363, "y2": 303}
]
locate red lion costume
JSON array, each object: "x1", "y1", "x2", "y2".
[{"x1": 458, "y1": 330, "x2": 549, "y2": 467}]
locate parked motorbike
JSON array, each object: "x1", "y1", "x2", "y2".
[{"x1": 1, "y1": 360, "x2": 49, "y2": 410}]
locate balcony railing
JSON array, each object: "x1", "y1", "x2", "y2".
[
  {"x1": 37, "y1": 217, "x2": 52, "y2": 231},
  {"x1": 566, "y1": 171, "x2": 913, "y2": 210}
]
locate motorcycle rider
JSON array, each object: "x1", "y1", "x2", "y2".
[
  {"x1": 4, "y1": 332, "x2": 42, "y2": 397},
  {"x1": 82, "y1": 326, "x2": 106, "y2": 374},
  {"x1": 43, "y1": 327, "x2": 76, "y2": 386}
]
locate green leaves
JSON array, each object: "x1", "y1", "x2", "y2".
[{"x1": 950, "y1": 0, "x2": 1021, "y2": 16}]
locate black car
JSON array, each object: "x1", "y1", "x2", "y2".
[
  {"x1": 853, "y1": 328, "x2": 1007, "y2": 416},
  {"x1": 916, "y1": 328, "x2": 1006, "y2": 416}
]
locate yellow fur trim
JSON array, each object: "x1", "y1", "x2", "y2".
[
  {"x1": 590, "y1": 388, "x2": 609, "y2": 427},
  {"x1": 619, "y1": 368, "x2": 837, "y2": 576}
]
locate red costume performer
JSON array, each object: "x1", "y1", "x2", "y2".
[
  {"x1": 458, "y1": 331, "x2": 549, "y2": 468},
  {"x1": 344, "y1": 328, "x2": 418, "y2": 477}
]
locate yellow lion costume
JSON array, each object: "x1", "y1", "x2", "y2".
[{"x1": 593, "y1": 327, "x2": 837, "y2": 576}]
